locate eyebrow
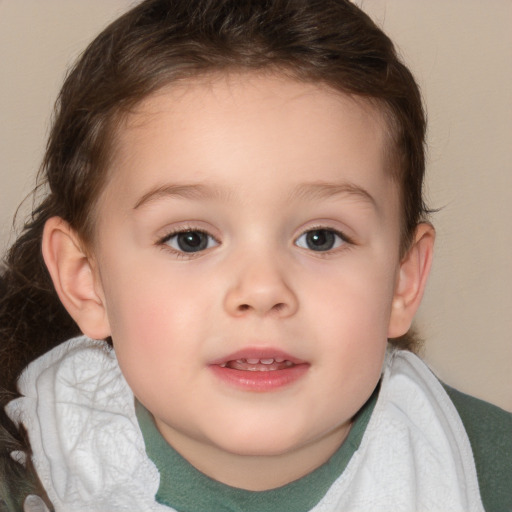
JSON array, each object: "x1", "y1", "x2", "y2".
[
  {"x1": 290, "y1": 181, "x2": 377, "y2": 208},
  {"x1": 133, "y1": 179, "x2": 377, "y2": 210},
  {"x1": 133, "y1": 183, "x2": 227, "y2": 209}
]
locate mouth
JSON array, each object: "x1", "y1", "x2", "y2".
[
  {"x1": 209, "y1": 349, "x2": 309, "y2": 392},
  {"x1": 219, "y1": 357, "x2": 296, "y2": 372}
]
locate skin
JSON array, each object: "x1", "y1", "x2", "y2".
[{"x1": 43, "y1": 72, "x2": 434, "y2": 491}]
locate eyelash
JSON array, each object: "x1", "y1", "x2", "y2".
[
  {"x1": 156, "y1": 225, "x2": 353, "y2": 258},
  {"x1": 157, "y1": 228, "x2": 220, "y2": 258},
  {"x1": 294, "y1": 226, "x2": 352, "y2": 254}
]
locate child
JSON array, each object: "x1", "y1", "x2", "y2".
[{"x1": 0, "y1": 0, "x2": 510, "y2": 511}]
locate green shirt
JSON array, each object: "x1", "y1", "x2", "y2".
[
  {"x1": 444, "y1": 385, "x2": 512, "y2": 512},
  {"x1": 136, "y1": 384, "x2": 512, "y2": 512},
  {"x1": 136, "y1": 388, "x2": 378, "y2": 512}
]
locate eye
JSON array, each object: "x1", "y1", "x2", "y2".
[
  {"x1": 295, "y1": 228, "x2": 347, "y2": 252},
  {"x1": 162, "y1": 230, "x2": 219, "y2": 253}
]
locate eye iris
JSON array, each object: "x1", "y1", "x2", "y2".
[
  {"x1": 177, "y1": 232, "x2": 208, "y2": 252},
  {"x1": 306, "y1": 230, "x2": 335, "y2": 251}
]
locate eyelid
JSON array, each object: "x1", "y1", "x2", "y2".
[
  {"x1": 156, "y1": 225, "x2": 220, "y2": 256},
  {"x1": 155, "y1": 220, "x2": 220, "y2": 243},
  {"x1": 295, "y1": 223, "x2": 353, "y2": 243},
  {"x1": 293, "y1": 225, "x2": 354, "y2": 253},
  {"x1": 158, "y1": 227, "x2": 216, "y2": 243}
]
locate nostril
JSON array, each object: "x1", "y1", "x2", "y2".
[{"x1": 236, "y1": 302, "x2": 287, "y2": 314}]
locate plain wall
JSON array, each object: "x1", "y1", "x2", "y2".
[{"x1": 1, "y1": 0, "x2": 511, "y2": 411}]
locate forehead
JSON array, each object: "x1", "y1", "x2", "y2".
[
  {"x1": 102, "y1": 72, "x2": 396, "y2": 213},
  {"x1": 123, "y1": 72, "x2": 389, "y2": 148}
]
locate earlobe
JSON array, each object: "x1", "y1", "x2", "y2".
[
  {"x1": 388, "y1": 223, "x2": 435, "y2": 338},
  {"x1": 42, "y1": 217, "x2": 111, "y2": 340}
]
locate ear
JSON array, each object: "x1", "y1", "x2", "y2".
[
  {"x1": 42, "y1": 217, "x2": 111, "y2": 340},
  {"x1": 388, "y1": 223, "x2": 435, "y2": 338}
]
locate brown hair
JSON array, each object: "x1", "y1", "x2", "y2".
[{"x1": 1, "y1": 0, "x2": 428, "y2": 396}]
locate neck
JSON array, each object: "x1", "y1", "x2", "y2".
[{"x1": 154, "y1": 419, "x2": 352, "y2": 491}]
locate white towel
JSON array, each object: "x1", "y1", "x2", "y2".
[
  {"x1": 6, "y1": 337, "x2": 168, "y2": 512},
  {"x1": 6, "y1": 336, "x2": 484, "y2": 512},
  {"x1": 311, "y1": 348, "x2": 484, "y2": 512}
]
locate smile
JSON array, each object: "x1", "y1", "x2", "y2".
[
  {"x1": 210, "y1": 349, "x2": 309, "y2": 392},
  {"x1": 220, "y1": 358, "x2": 295, "y2": 371}
]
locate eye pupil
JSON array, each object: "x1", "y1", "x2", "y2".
[
  {"x1": 306, "y1": 230, "x2": 335, "y2": 251},
  {"x1": 177, "y1": 232, "x2": 208, "y2": 252}
]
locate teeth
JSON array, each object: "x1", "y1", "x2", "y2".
[
  {"x1": 242, "y1": 358, "x2": 279, "y2": 365},
  {"x1": 244, "y1": 358, "x2": 282, "y2": 365},
  {"x1": 219, "y1": 358, "x2": 295, "y2": 368}
]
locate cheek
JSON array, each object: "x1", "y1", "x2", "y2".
[
  {"x1": 103, "y1": 256, "x2": 204, "y2": 333},
  {"x1": 106, "y1": 288, "x2": 196, "y2": 407},
  {"x1": 304, "y1": 256, "x2": 397, "y2": 332},
  {"x1": 301, "y1": 256, "x2": 397, "y2": 386},
  {"x1": 101, "y1": 263, "x2": 216, "y2": 378}
]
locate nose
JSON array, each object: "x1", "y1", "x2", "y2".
[{"x1": 223, "y1": 253, "x2": 299, "y2": 318}]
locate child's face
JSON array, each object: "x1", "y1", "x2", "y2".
[{"x1": 90, "y1": 73, "x2": 406, "y2": 483}]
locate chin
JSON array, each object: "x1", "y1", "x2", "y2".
[{"x1": 213, "y1": 429, "x2": 311, "y2": 458}]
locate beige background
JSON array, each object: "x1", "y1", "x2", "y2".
[{"x1": 1, "y1": 1, "x2": 511, "y2": 411}]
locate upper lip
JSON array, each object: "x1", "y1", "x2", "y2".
[{"x1": 209, "y1": 348, "x2": 307, "y2": 366}]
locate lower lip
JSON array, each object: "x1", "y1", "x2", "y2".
[{"x1": 209, "y1": 364, "x2": 309, "y2": 392}]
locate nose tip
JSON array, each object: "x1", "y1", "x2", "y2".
[{"x1": 224, "y1": 262, "x2": 298, "y2": 318}]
